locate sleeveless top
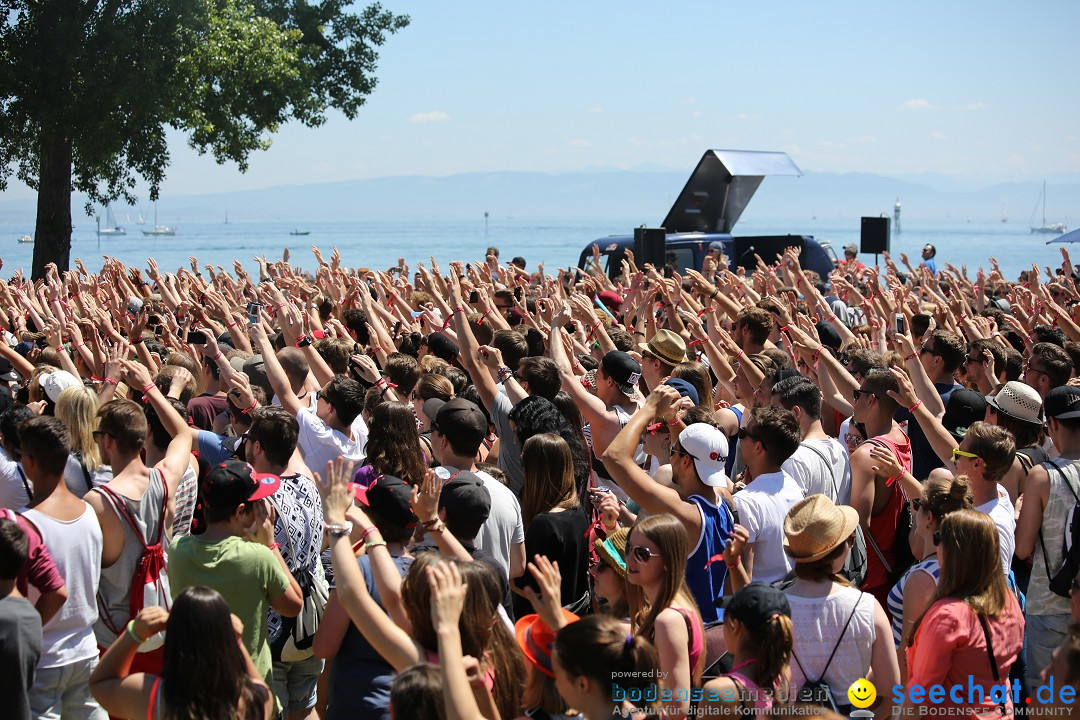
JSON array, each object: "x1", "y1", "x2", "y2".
[
  {"x1": 171, "y1": 460, "x2": 199, "y2": 538},
  {"x1": 725, "y1": 664, "x2": 778, "y2": 713},
  {"x1": 788, "y1": 585, "x2": 876, "y2": 699},
  {"x1": 147, "y1": 676, "x2": 269, "y2": 720},
  {"x1": 92, "y1": 469, "x2": 168, "y2": 647},
  {"x1": 862, "y1": 435, "x2": 912, "y2": 599},
  {"x1": 425, "y1": 648, "x2": 496, "y2": 692},
  {"x1": 590, "y1": 403, "x2": 645, "y2": 484},
  {"x1": 887, "y1": 557, "x2": 941, "y2": 647},
  {"x1": 1029, "y1": 457, "x2": 1080, "y2": 615},
  {"x1": 725, "y1": 406, "x2": 744, "y2": 478},
  {"x1": 675, "y1": 607, "x2": 705, "y2": 679},
  {"x1": 21, "y1": 503, "x2": 103, "y2": 668},
  {"x1": 685, "y1": 494, "x2": 734, "y2": 624}
]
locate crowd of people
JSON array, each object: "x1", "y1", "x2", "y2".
[{"x1": 3, "y1": 241, "x2": 1080, "y2": 719}]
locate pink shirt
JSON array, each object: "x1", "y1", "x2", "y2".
[{"x1": 906, "y1": 596, "x2": 1024, "y2": 712}]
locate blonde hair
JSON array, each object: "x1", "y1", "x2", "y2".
[{"x1": 56, "y1": 385, "x2": 103, "y2": 472}]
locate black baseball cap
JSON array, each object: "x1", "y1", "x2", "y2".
[
  {"x1": 351, "y1": 465, "x2": 418, "y2": 529},
  {"x1": 601, "y1": 351, "x2": 641, "y2": 397},
  {"x1": 718, "y1": 582, "x2": 791, "y2": 629},
  {"x1": 438, "y1": 470, "x2": 491, "y2": 524},
  {"x1": 1046, "y1": 386, "x2": 1080, "y2": 420},
  {"x1": 424, "y1": 397, "x2": 488, "y2": 449},
  {"x1": 202, "y1": 460, "x2": 280, "y2": 511},
  {"x1": 942, "y1": 388, "x2": 988, "y2": 440}
]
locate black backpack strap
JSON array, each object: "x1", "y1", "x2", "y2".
[
  {"x1": 1037, "y1": 459, "x2": 1080, "y2": 577},
  {"x1": 16, "y1": 464, "x2": 32, "y2": 503},
  {"x1": 977, "y1": 614, "x2": 1007, "y2": 714},
  {"x1": 74, "y1": 452, "x2": 93, "y2": 493}
]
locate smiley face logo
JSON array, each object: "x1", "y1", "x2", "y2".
[{"x1": 847, "y1": 678, "x2": 876, "y2": 709}]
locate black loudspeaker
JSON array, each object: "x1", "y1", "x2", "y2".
[
  {"x1": 732, "y1": 236, "x2": 805, "y2": 273},
  {"x1": 634, "y1": 227, "x2": 667, "y2": 271},
  {"x1": 860, "y1": 217, "x2": 890, "y2": 254}
]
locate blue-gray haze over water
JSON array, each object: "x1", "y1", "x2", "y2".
[{"x1": 0, "y1": 217, "x2": 1070, "y2": 281}]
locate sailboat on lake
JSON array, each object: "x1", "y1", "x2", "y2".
[
  {"x1": 142, "y1": 203, "x2": 176, "y2": 236},
  {"x1": 97, "y1": 205, "x2": 126, "y2": 237},
  {"x1": 1030, "y1": 181, "x2": 1067, "y2": 234}
]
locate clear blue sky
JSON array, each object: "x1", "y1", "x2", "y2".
[{"x1": 7, "y1": 1, "x2": 1080, "y2": 199}]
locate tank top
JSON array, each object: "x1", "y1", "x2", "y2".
[
  {"x1": 725, "y1": 663, "x2": 778, "y2": 713},
  {"x1": 863, "y1": 435, "x2": 912, "y2": 602},
  {"x1": 685, "y1": 494, "x2": 734, "y2": 624},
  {"x1": 591, "y1": 404, "x2": 645, "y2": 483},
  {"x1": 1029, "y1": 457, "x2": 1080, "y2": 615},
  {"x1": 674, "y1": 606, "x2": 705, "y2": 679},
  {"x1": 92, "y1": 469, "x2": 168, "y2": 647},
  {"x1": 886, "y1": 557, "x2": 940, "y2": 647},
  {"x1": 788, "y1": 585, "x2": 876, "y2": 700},
  {"x1": 21, "y1": 503, "x2": 103, "y2": 668},
  {"x1": 725, "y1": 406, "x2": 744, "y2": 478},
  {"x1": 171, "y1": 460, "x2": 199, "y2": 538}
]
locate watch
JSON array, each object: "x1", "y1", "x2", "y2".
[{"x1": 296, "y1": 335, "x2": 313, "y2": 348}]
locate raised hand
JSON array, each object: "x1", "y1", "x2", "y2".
[{"x1": 427, "y1": 560, "x2": 468, "y2": 633}]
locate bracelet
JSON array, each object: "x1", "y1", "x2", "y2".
[
  {"x1": 633, "y1": 331, "x2": 645, "y2": 336},
  {"x1": 361, "y1": 526, "x2": 380, "y2": 540},
  {"x1": 104, "y1": 377, "x2": 119, "y2": 386},
  {"x1": 227, "y1": 321, "x2": 238, "y2": 328},
  {"x1": 711, "y1": 289, "x2": 720, "y2": 300},
  {"x1": 269, "y1": 542, "x2": 281, "y2": 551},
  {"x1": 240, "y1": 400, "x2": 259, "y2": 415},
  {"x1": 141, "y1": 383, "x2": 156, "y2": 395},
  {"x1": 909, "y1": 400, "x2": 922, "y2": 413},
  {"x1": 496, "y1": 366, "x2": 515, "y2": 383},
  {"x1": 126, "y1": 619, "x2": 148, "y2": 644},
  {"x1": 422, "y1": 517, "x2": 442, "y2": 529},
  {"x1": 212, "y1": 351, "x2": 223, "y2": 362},
  {"x1": 904, "y1": 351, "x2": 918, "y2": 362},
  {"x1": 131, "y1": 337, "x2": 145, "y2": 345},
  {"x1": 325, "y1": 521, "x2": 353, "y2": 537},
  {"x1": 725, "y1": 556, "x2": 741, "y2": 569},
  {"x1": 733, "y1": 350, "x2": 745, "y2": 362},
  {"x1": 365, "y1": 540, "x2": 388, "y2": 550}
]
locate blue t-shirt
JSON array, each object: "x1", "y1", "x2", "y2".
[
  {"x1": 326, "y1": 554, "x2": 414, "y2": 720},
  {"x1": 196, "y1": 430, "x2": 239, "y2": 466},
  {"x1": 685, "y1": 495, "x2": 735, "y2": 624}
]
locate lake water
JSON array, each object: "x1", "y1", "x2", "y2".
[{"x1": 0, "y1": 217, "x2": 1071, "y2": 280}]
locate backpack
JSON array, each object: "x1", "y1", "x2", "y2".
[
  {"x1": 1038, "y1": 459, "x2": 1080, "y2": 598},
  {"x1": 804, "y1": 443, "x2": 867, "y2": 586},
  {"x1": 790, "y1": 595, "x2": 862, "y2": 716},
  {"x1": 95, "y1": 479, "x2": 171, "y2": 651}
]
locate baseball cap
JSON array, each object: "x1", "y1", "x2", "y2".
[
  {"x1": 1045, "y1": 386, "x2": 1080, "y2": 420},
  {"x1": 438, "y1": 470, "x2": 491, "y2": 524},
  {"x1": 601, "y1": 351, "x2": 641, "y2": 397},
  {"x1": 425, "y1": 397, "x2": 488, "y2": 450},
  {"x1": 942, "y1": 388, "x2": 988, "y2": 440},
  {"x1": 844, "y1": 244, "x2": 858, "y2": 255},
  {"x1": 202, "y1": 459, "x2": 281, "y2": 511},
  {"x1": 0, "y1": 358, "x2": 18, "y2": 382},
  {"x1": 678, "y1": 424, "x2": 729, "y2": 487},
  {"x1": 426, "y1": 332, "x2": 459, "y2": 362},
  {"x1": 351, "y1": 465, "x2": 418, "y2": 529},
  {"x1": 662, "y1": 378, "x2": 699, "y2": 406},
  {"x1": 598, "y1": 290, "x2": 623, "y2": 312},
  {"x1": 42, "y1": 370, "x2": 82, "y2": 403},
  {"x1": 718, "y1": 582, "x2": 791, "y2": 630}
]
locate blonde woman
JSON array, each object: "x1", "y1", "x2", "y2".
[{"x1": 56, "y1": 384, "x2": 112, "y2": 496}]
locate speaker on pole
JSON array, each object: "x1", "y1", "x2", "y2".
[
  {"x1": 860, "y1": 217, "x2": 890, "y2": 254},
  {"x1": 634, "y1": 227, "x2": 667, "y2": 270}
]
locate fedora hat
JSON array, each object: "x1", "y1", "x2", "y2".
[
  {"x1": 986, "y1": 381, "x2": 1044, "y2": 426},
  {"x1": 637, "y1": 329, "x2": 689, "y2": 366},
  {"x1": 783, "y1": 494, "x2": 860, "y2": 564},
  {"x1": 593, "y1": 526, "x2": 629, "y2": 577}
]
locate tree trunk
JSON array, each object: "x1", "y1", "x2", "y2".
[{"x1": 32, "y1": 128, "x2": 74, "y2": 280}]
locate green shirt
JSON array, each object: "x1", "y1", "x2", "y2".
[{"x1": 169, "y1": 534, "x2": 290, "y2": 684}]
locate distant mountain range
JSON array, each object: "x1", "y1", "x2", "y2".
[{"x1": 1, "y1": 169, "x2": 1077, "y2": 227}]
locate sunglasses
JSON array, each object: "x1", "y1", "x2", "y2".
[
  {"x1": 910, "y1": 498, "x2": 924, "y2": 513},
  {"x1": 952, "y1": 447, "x2": 980, "y2": 462},
  {"x1": 920, "y1": 346, "x2": 941, "y2": 357},
  {"x1": 624, "y1": 543, "x2": 661, "y2": 563},
  {"x1": 1024, "y1": 360, "x2": 1050, "y2": 379},
  {"x1": 852, "y1": 388, "x2": 877, "y2": 401},
  {"x1": 737, "y1": 427, "x2": 767, "y2": 450},
  {"x1": 92, "y1": 430, "x2": 113, "y2": 440},
  {"x1": 844, "y1": 433, "x2": 865, "y2": 448},
  {"x1": 965, "y1": 355, "x2": 986, "y2": 364}
]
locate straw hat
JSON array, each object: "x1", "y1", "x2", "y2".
[
  {"x1": 593, "y1": 527, "x2": 629, "y2": 577},
  {"x1": 783, "y1": 494, "x2": 860, "y2": 564},
  {"x1": 986, "y1": 381, "x2": 1044, "y2": 425},
  {"x1": 637, "y1": 329, "x2": 689, "y2": 366}
]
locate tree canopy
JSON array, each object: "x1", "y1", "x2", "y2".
[{"x1": 0, "y1": 0, "x2": 409, "y2": 277}]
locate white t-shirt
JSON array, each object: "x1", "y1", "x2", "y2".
[
  {"x1": 783, "y1": 438, "x2": 851, "y2": 505},
  {"x1": 976, "y1": 483, "x2": 1016, "y2": 575},
  {"x1": 467, "y1": 468, "x2": 525, "y2": 579},
  {"x1": 295, "y1": 408, "x2": 365, "y2": 476},
  {"x1": 733, "y1": 469, "x2": 804, "y2": 583}
]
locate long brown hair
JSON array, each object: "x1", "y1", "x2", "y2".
[
  {"x1": 626, "y1": 514, "x2": 705, "y2": 681},
  {"x1": 401, "y1": 554, "x2": 524, "y2": 720},
  {"x1": 520, "y1": 433, "x2": 579, "y2": 529},
  {"x1": 672, "y1": 362, "x2": 714, "y2": 411},
  {"x1": 554, "y1": 615, "x2": 662, "y2": 713},
  {"x1": 737, "y1": 614, "x2": 794, "y2": 696},
  {"x1": 913, "y1": 510, "x2": 1012, "y2": 638},
  {"x1": 365, "y1": 401, "x2": 427, "y2": 485}
]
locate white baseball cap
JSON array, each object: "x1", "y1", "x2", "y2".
[{"x1": 678, "y1": 424, "x2": 729, "y2": 487}]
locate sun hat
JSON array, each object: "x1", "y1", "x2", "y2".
[
  {"x1": 515, "y1": 609, "x2": 580, "y2": 678},
  {"x1": 593, "y1": 526, "x2": 629, "y2": 578},
  {"x1": 783, "y1": 494, "x2": 860, "y2": 563},
  {"x1": 718, "y1": 582, "x2": 792, "y2": 631},
  {"x1": 637, "y1": 329, "x2": 689, "y2": 366},
  {"x1": 941, "y1": 388, "x2": 988, "y2": 440},
  {"x1": 677, "y1": 424, "x2": 729, "y2": 487},
  {"x1": 986, "y1": 381, "x2": 1044, "y2": 425}
]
